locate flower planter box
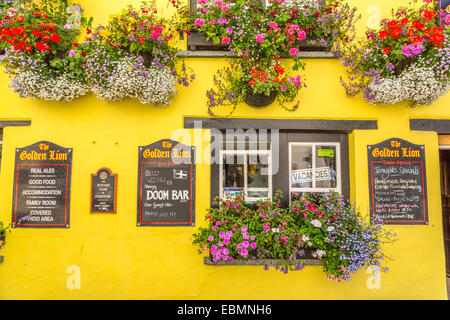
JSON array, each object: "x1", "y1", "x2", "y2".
[
  {"x1": 204, "y1": 248, "x2": 323, "y2": 266},
  {"x1": 187, "y1": 31, "x2": 331, "y2": 52},
  {"x1": 187, "y1": 30, "x2": 230, "y2": 51},
  {"x1": 203, "y1": 257, "x2": 323, "y2": 266}
]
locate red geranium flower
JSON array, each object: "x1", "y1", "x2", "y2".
[
  {"x1": 383, "y1": 47, "x2": 390, "y2": 55},
  {"x1": 423, "y1": 10, "x2": 436, "y2": 21},
  {"x1": 31, "y1": 29, "x2": 41, "y2": 38},
  {"x1": 411, "y1": 36, "x2": 422, "y2": 44},
  {"x1": 412, "y1": 20, "x2": 424, "y2": 30},
  {"x1": 390, "y1": 26, "x2": 402, "y2": 38},
  {"x1": 35, "y1": 42, "x2": 49, "y2": 51},
  {"x1": 378, "y1": 30, "x2": 389, "y2": 39},
  {"x1": 50, "y1": 33, "x2": 60, "y2": 42}
]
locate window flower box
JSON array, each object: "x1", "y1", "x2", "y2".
[
  {"x1": 192, "y1": 191, "x2": 397, "y2": 281},
  {"x1": 203, "y1": 257, "x2": 324, "y2": 266}
]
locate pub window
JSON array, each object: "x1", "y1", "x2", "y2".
[
  {"x1": 219, "y1": 144, "x2": 272, "y2": 202},
  {"x1": 289, "y1": 142, "x2": 341, "y2": 203},
  {"x1": 210, "y1": 130, "x2": 349, "y2": 207}
]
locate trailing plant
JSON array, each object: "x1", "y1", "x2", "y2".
[
  {"x1": 192, "y1": 191, "x2": 397, "y2": 281},
  {"x1": 175, "y1": 0, "x2": 359, "y2": 116},
  {"x1": 82, "y1": 1, "x2": 195, "y2": 105},
  {"x1": 0, "y1": 0, "x2": 92, "y2": 101},
  {"x1": 291, "y1": 192, "x2": 397, "y2": 281},
  {"x1": 340, "y1": 0, "x2": 450, "y2": 107},
  {"x1": 0, "y1": 221, "x2": 11, "y2": 248}
]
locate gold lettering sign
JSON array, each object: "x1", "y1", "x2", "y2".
[{"x1": 371, "y1": 146, "x2": 420, "y2": 158}]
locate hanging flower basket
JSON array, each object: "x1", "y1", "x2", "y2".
[
  {"x1": 244, "y1": 90, "x2": 278, "y2": 108},
  {"x1": 340, "y1": 0, "x2": 450, "y2": 107}
]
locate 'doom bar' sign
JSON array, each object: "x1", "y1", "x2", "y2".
[
  {"x1": 12, "y1": 141, "x2": 72, "y2": 228},
  {"x1": 137, "y1": 139, "x2": 195, "y2": 227},
  {"x1": 368, "y1": 138, "x2": 428, "y2": 225}
]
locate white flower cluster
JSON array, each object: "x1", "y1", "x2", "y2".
[
  {"x1": 310, "y1": 219, "x2": 322, "y2": 228},
  {"x1": 10, "y1": 70, "x2": 90, "y2": 102},
  {"x1": 312, "y1": 249, "x2": 326, "y2": 258},
  {"x1": 92, "y1": 55, "x2": 176, "y2": 106},
  {"x1": 369, "y1": 64, "x2": 449, "y2": 106}
]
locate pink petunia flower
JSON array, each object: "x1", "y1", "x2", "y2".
[
  {"x1": 221, "y1": 37, "x2": 230, "y2": 44},
  {"x1": 194, "y1": 18, "x2": 205, "y2": 27},
  {"x1": 289, "y1": 47, "x2": 299, "y2": 56},
  {"x1": 297, "y1": 30, "x2": 306, "y2": 41},
  {"x1": 255, "y1": 33, "x2": 265, "y2": 43}
]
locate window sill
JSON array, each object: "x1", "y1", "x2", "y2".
[
  {"x1": 178, "y1": 50, "x2": 338, "y2": 59},
  {"x1": 203, "y1": 257, "x2": 323, "y2": 266}
]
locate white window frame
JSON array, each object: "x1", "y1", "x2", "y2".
[
  {"x1": 219, "y1": 148, "x2": 273, "y2": 202},
  {"x1": 289, "y1": 142, "x2": 341, "y2": 203}
]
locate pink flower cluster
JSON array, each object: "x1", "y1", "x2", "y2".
[{"x1": 237, "y1": 225, "x2": 257, "y2": 258}]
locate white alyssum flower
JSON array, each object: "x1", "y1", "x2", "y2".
[
  {"x1": 327, "y1": 226, "x2": 335, "y2": 232},
  {"x1": 92, "y1": 55, "x2": 176, "y2": 106},
  {"x1": 10, "y1": 70, "x2": 89, "y2": 102},
  {"x1": 369, "y1": 64, "x2": 449, "y2": 106},
  {"x1": 312, "y1": 250, "x2": 326, "y2": 258},
  {"x1": 302, "y1": 235, "x2": 310, "y2": 241},
  {"x1": 310, "y1": 219, "x2": 322, "y2": 228},
  {"x1": 271, "y1": 228, "x2": 280, "y2": 233}
]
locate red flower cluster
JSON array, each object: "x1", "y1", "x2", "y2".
[
  {"x1": 377, "y1": 8, "x2": 445, "y2": 52},
  {"x1": 0, "y1": 8, "x2": 60, "y2": 52},
  {"x1": 249, "y1": 63, "x2": 287, "y2": 86}
]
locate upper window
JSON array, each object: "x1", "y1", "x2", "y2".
[{"x1": 289, "y1": 142, "x2": 341, "y2": 203}]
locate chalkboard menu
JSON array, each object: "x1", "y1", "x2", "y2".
[
  {"x1": 368, "y1": 138, "x2": 428, "y2": 225},
  {"x1": 90, "y1": 168, "x2": 117, "y2": 213},
  {"x1": 137, "y1": 139, "x2": 195, "y2": 226},
  {"x1": 11, "y1": 141, "x2": 72, "y2": 228}
]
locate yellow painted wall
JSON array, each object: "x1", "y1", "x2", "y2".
[{"x1": 0, "y1": 0, "x2": 448, "y2": 299}]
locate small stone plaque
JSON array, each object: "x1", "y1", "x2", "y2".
[{"x1": 90, "y1": 168, "x2": 117, "y2": 213}]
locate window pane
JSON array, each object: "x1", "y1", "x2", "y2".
[
  {"x1": 223, "y1": 155, "x2": 244, "y2": 197},
  {"x1": 291, "y1": 145, "x2": 313, "y2": 188},
  {"x1": 247, "y1": 154, "x2": 269, "y2": 189},
  {"x1": 315, "y1": 146, "x2": 337, "y2": 189}
]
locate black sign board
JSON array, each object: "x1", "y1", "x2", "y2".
[
  {"x1": 11, "y1": 141, "x2": 72, "y2": 228},
  {"x1": 90, "y1": 168, "x2": 117, "y2": 213},
  {"x1": 437, "y1": 0, "x2": 450, "y2": 26},
  {"x1": 368, "y1": 138, "x2": 428, "y2": 225},
  {"x1": 137, "y1": 139, "x2": 195, "y2": 226}
]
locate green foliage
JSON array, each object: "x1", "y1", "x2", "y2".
[{"x1": 192, "y1": 191, "x2": 397, "y2": 281}]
